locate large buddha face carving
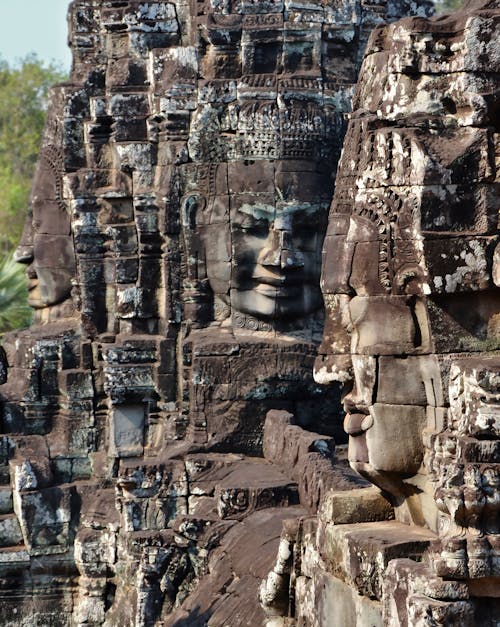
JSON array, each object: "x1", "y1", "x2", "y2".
[
  {"x1": 222, "y1": 160, "x2": 327, "y2": 320},
  {"x1": 229, "y1": 200, "x2": 324, "y2": 320},
  {"x1": 316, "y1": 120, "x2": 500, "y2": 527},
  {"x1": 183, "y1": 160, "x2": 329, "y2": 322}
]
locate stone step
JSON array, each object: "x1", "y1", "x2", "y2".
[
  {"x1": 0, "y1": 514, "x2": 23, "y2": 548},
  {"x1": 0, "y1": 543, "x2": 30, "y2": 567},
  {"x1": 185, "y1": 454, "x2": 300, "y2": 520},
  {"x1": 211, "y1": 458, "x2": 299, "y2": 520},
  {"x1": 319, "y1": 487, "x2": 394, "y2": 525},
  {"x1": 315, "y1": 520, "x2": 437, "y2": 602}
]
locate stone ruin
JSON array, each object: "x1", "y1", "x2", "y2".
[
  {"x1": 292, "y1": 0, "x2": 500, "y2": 624},
  {"x1": 0, "y1": 0, "x2": 498, "y2": 625}
]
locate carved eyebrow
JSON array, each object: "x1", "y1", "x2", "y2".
[
  {"x1": 277, "y1": 203, "x2": 322, "y2": 216},
  {"x1": 236, "y1": 202, "x2": 323, "y2": 221}
]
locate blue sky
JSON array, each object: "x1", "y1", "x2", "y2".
[{"x1": 0, "y1": 0, "x2": 72, "y2": 70}]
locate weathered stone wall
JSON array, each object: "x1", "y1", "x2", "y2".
[
  {"x1": 273, "y1": 1, "x2": 500, "y2": 625},
  {"x1": 0, "y1": 1, "x2": 435, "y2": 625}
]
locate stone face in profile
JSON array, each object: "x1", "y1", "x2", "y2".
[
  {"x1": 316, "y1": 0, "x2": 500, "y2": 529},
  {"x1": 14, "y1": 89, "x2": 76, "y2": 313},
  {"x1": 0, "y1": 0, "x2": 436, "y2": 624},
  {"x1": 311, "y1": 1, "x2": 500, "y2": 621},
  {"x1": 257, "y1": 3, "x2": 500, "y2": 625}
]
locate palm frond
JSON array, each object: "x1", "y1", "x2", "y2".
[{"x1": 0, "y1": 254, "x2": 32, "y2": 334}]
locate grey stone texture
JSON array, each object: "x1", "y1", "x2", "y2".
[
  {"x1": 1, "y1": 0, "x2": 498, "y2": 625},
  {"x1": 302, "y1": 1, "x2": 500, "y2": 625}
]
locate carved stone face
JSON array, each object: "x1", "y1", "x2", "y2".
[
  {"x1": 218, "y1": 161, "x2": 327, "y2": 320},
  {"x1": 181, "y1": 8, "x2": 342, "y2": 326},
  {"x1": 186, "y1": 160, "x2": 330, "y2": 322},
  {"x1": 342, "y1": 345, "x2": 432, "y2": 477},
  {"x1": 327, "y1": 246, "x2": 436, "y2": 526},
  {"x1": 228, "y1": 200, "x2": 324, "y2": 319},
  {"x1": 321, "y1": 215, "x2": 500, "y2": 526},
  {"x1": 15, "y1": 149, "x2": 75, "y2": 309}
]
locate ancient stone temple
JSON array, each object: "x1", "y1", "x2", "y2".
[
  {"x1": 1, "y1": 0, "x2": 498, "y2": 625},
  {"x1": 273, "y1": 0, "x2": 499, "y2": 625}
]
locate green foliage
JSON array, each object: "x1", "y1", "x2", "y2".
[
  {"x1": 0, "y1": 254, "x2": 32, "y2": 335},
  {"x1": 433, "y1": 0, "x2": 464, "y2": 14},
  {"x1": 0, "y1": 54, "x2": 67, "y2": 254}
]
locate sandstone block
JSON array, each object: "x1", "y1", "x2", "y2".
[
  {"x1": 319, "y1": 487, "x2": 394, "y2": 525},
  {"x1": 317, "y1": 521, "x2": 436, "y2": 600},
  {"x1": 0, "y1": 515, "x2": 23, "y2": 548}
]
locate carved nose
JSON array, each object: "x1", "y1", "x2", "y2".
[{"x1": 258, "y1": 230, "x2": 304, "y2": 269}]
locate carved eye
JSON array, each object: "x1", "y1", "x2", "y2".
[{"x1": 233, "y1": 218, "x2": 268, "y2": 237}]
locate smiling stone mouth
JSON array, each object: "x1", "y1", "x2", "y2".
[
  {"x1": 251, "y1": 285, "x2": 305, "y2": 303},
  {"x1": 344, "y1": 413, "x2": 374, "y2": 436},
  {"x1": 252, "y1": 274, "x2": 304, "y2": 287}
]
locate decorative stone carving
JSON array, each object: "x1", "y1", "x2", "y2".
[
  {"x1": 316, "y1": 0, "x2": 500, "y2": 530},
  {"x1": 0, "y1": 0, "x2": 430, "y2": 624},
  {"x1": 292, "y1": 0, "x2": 500, "y2": 624},
  {"x1": 426, "y1": 359, "x2": 500, "y2": 582}
]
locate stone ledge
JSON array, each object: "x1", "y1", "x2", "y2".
[
  {"x1": 319, "y1": 487, "x2": 394, "y2": 525},
  {"x1": 316, "y1": 521, "x2": 437, "y2": 600}
]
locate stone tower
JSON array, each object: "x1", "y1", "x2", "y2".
[{"x1": 0, "y1": 0, "x2": 436, "y2": 625}]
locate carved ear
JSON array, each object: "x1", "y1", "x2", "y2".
[
  {"x1": 493, "y1": 242, "x2": 500, "y2": 288},
  {"x1": 180, "y1": 192, "x2": 213, "y2": 322},
  {"x1": 180, "y1": 192, "x2": 207, "y2": 283},
  {"x1": 181, "y1": 193, "x2": 206, "y2": 230}
]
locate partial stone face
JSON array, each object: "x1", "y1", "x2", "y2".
[
  {"x1": 316, "y1": 0, "x2": 500, "y2": 530},
  {"x1": 14, "y1": 89, "x2": 76, "y2": 313},
  {"x1": 0, "y1": 0, "x2": 445, "y2": 625}
]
